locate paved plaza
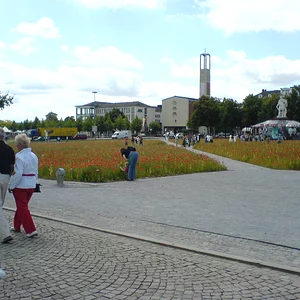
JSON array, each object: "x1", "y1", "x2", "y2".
[{"x1": 1, "y1": 146, "x2": 300, "y2": 299}]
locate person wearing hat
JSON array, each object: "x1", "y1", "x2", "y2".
[{"x1": 0, "y1": 127, "x2": 15, "y2": 243}]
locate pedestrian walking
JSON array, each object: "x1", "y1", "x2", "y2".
[
  {"x1": 0, "y1": 127, "x2": 15, "y2": 244},
  {"x1": 8, "y1": 134, "x2": 39, "y2": 238}
]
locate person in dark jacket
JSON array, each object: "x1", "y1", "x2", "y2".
[
  {"x1": 120, "y1": 147, "x2": 139, "y2": 181},
  {"x1": 0, "y1": 127, "x2": 15, "y2": 243}
]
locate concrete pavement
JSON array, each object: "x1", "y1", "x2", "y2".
[{"x1": 1, "y1": 145, "x2": 300, "y2": 299}]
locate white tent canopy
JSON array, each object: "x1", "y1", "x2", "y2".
[
  {"x1": 3, "y1": 126, "x2": 12, "y2": 133},
  {"x1": 252, "y1": 119, "x2": 300, "y2": 128}
]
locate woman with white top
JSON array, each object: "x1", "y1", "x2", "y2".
[{"x1": 9, "y1": 134, "x2": 38, "y2": 238}]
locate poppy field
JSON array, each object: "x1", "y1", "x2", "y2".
[
  {"x1": 25, "y1": 139, "x2": 226, "y2": 182},
  {"x1": 193, "y1": 138, "x2": 300, "y2": 170}
]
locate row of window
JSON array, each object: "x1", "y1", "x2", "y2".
[{"x1": 76, "y1": 106, "x2": 147, "y2": 116}]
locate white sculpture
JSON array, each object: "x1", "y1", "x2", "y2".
[{"x1": 276, "y1": 94, "x2": 288, "y2": 118}]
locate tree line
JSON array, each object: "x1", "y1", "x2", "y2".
[
  {"x1": 188, "y1": 85, "x2": 300, "y2": 134},
  {"x1": 0, "y1": 103, "x2": 162, "y2": 135},
  {"x1": 1, "y1": 86, "x2": 300, "y2": 135}
]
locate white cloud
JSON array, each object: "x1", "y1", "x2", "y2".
[
  {"x1": 161, "y1": 57, "x2": 198, "y2": 78},
  {"x1": 60, "y1": 45, "x2": 70, "y2": 52},
  {"x1": 2, "y1": 43, "x2": 300, "y2": 122},
  {"x1": 196, "y1": 0, "x2": 300, "y2": 34},
  {"x1": 0, "y1": 41, "x2": 6, "y2": 50},
  {"x1": 10, "y1": 37, "x2": 36, "y2": 55},
  {"x1": 162, "y1": 51, "x2": 300, "y2": 100},
  {"x1": 12, "y1": 17, "x2": 60, "y2": 39},
  {"x1": 73, "y1": 46, "x2": 143, "y2": 69},
  {"x1": 70, "y1": 0, "x2": 166, "y2": 9}
]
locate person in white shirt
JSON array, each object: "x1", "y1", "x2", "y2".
[{"x1": 9, "y1": 134, "x2": 39, "y2": 238}]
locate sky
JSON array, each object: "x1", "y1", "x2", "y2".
[{"x1": 1, "y1": 0, "x2": 300, "y2": 122}]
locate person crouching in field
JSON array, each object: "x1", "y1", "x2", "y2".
[{"x1": 120, "y1": 147, "x2": 139, "y2": 181}]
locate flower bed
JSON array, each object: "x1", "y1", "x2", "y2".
[{"x1": 27, "y1": 139, "x2": 226, "y2": 182}]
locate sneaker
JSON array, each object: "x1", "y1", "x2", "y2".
[
  {"x1": 27, "y1": 231, "x2": 38, "y2": 238},
  {"x1": 2, "y1": 236, "x2": 13, "y2": 244},
  {"x1": 10, "y1": 227, "x2": 21, "y2": 233}
]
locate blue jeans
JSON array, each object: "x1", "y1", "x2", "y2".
[{"x1": 128, "y1": 151, "x2": 139, "y2": 180}]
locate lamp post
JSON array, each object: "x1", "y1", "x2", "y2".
[{"x1": 92, "y1": 91, "x2": 97, "y2": 118}]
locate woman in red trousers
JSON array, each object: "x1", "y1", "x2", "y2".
[{"x1": 9, "y1": 134, "x2": 38, "y2": 238}]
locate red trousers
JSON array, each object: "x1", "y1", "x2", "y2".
[{"x1": 13, "y1": 188, "x2": 36, "y2": 234}]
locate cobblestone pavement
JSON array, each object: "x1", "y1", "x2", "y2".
[
  {"x1": 2, "y1": 144, "x2": 300, "y2": 299},
  {"x1": 1, "y1": 212, "x2": 300, "y2": 300}
]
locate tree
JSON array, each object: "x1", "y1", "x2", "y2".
[
  {"x1": 242, "y1": 94, "x2": 262, "y2": 127},
  {"x1": 124, "y1": 116, "x2": 130, "y2": 130},
  {"x1": 45, "y1": 112, "x2": 59, "y2": 127},
  {"x1": 149, "y1": 121, "x2": 161, "y2": 135},
  {"x1": 258, "y1": 95, "x2": 278, "y2": 121},
  {"x1": 82, "y1": 116, "x2": 94, "y2": 132},
  {"x1": 0, "y1": 92, "x2": 13, "y2": 110},
  {"x1": 131, "y1": 116, "x2": 142, "y2": 133},
  {"x1": 63, "y1": 116, "x2": 76, "y2": 127},
  {"x1": 95, "y1": 116, "x2": 106, "y2": 134},
  {"x1": 114, "y1": 115, "x2": 126, "y2": 130},
  {"x1": 106, "y1": 108, "x2": 125, "y2": 123},
  {"x1": 32, "y1": 117, "x2": 41, "y2": 129},
  {"x1": 219, "y1": 98, "x2": 243, "y2": 135},
  {"x1": 286, "y1": 86, "x2": 300, "y2": 121},
  {"x1": 105, "y1": 115, "x2": 114, "y2": 134},
  {"x1": 75, "y1": 117, "x2": 84, "y2": 132},
  {"x1": 190, "y1": 96, "x2": 220, "y2": 133}
]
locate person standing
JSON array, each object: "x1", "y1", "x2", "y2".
[
  {"x1": 0, "y1": 128, "x2": 15, "y2": 244},
  {"x1": 8, "y1": 134, "x2": 39, "y2": 238},
  {"x1": 120, "y1": 147, "x2": 139, "y2": 181},
  {"x1": 175, "y1": 134, "x2": 179, "y2": 146}
]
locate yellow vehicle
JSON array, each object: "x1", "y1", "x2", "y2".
[{"x1": 27, "y1": 128, "x2": 78, "y2": 140}]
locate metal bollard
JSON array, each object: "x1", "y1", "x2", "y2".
[{"x1": 56, "y1": 168, "x2": 66, "y2": 187}]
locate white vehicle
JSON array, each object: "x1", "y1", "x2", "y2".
[
  {"x1": 163, "y1": 131, "x2": 175, "y2": 138},
  {"x1": 112, "y1": 130, "x2": 132, "y2": 139},
  {"x1": 175, "y1": 132, "x2": 183, "y2": 138}
]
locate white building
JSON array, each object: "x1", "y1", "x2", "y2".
[
  {"x1": 76, "y1": 101, "x2": 161, "y2": 131},
  {"x1": 162, "y1": 96, "x2": 198, "y2": 133}
]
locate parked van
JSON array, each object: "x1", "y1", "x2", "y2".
[{"x1": 112, "y1": 130, "x2": 132, "y2": 139}]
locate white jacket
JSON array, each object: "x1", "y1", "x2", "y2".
[{"x1": 9, "y1": 148, "x2": 38, "y2": 189}]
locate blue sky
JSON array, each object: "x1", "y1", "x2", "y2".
[{"x1": 1, "y1": 0, "x2": 300, "y2": 122}]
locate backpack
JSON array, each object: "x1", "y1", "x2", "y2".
[{"x1": 127, "y1": 146, "x2": 136, "y2": 152}]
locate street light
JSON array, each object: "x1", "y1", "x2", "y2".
[{"x1": 92, "y1": 91, "x2": 97, "y2": 117}]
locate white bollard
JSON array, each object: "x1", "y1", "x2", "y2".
[{"x1": 56, "y1": 168, "x2": 66, "y2": 187}]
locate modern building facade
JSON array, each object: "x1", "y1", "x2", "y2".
[
  {"x1": 161, "y1": 96, "x2": 198, "y2": 133},
  {"x1": 200, "y1": 52, "x2": 211, "y2": 97},
  {"x1": 75, "y1": 101, "x2": 160, "y2": 131}
]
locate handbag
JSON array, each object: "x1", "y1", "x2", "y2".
[{"x1": 34, "y1": 183, "x2": 42, "y2": 193}]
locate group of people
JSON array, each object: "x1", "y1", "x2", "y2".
[{"x1": 0, "y1": 128, "x2": 38, "y2": 244}]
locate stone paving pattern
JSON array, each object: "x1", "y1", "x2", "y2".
[
  {"x1": 1, "y1": 144, "x2": 300, "y2": 299},
  {"x1": 1, "y1": 213, "x2": 300, "y2": 300}
]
